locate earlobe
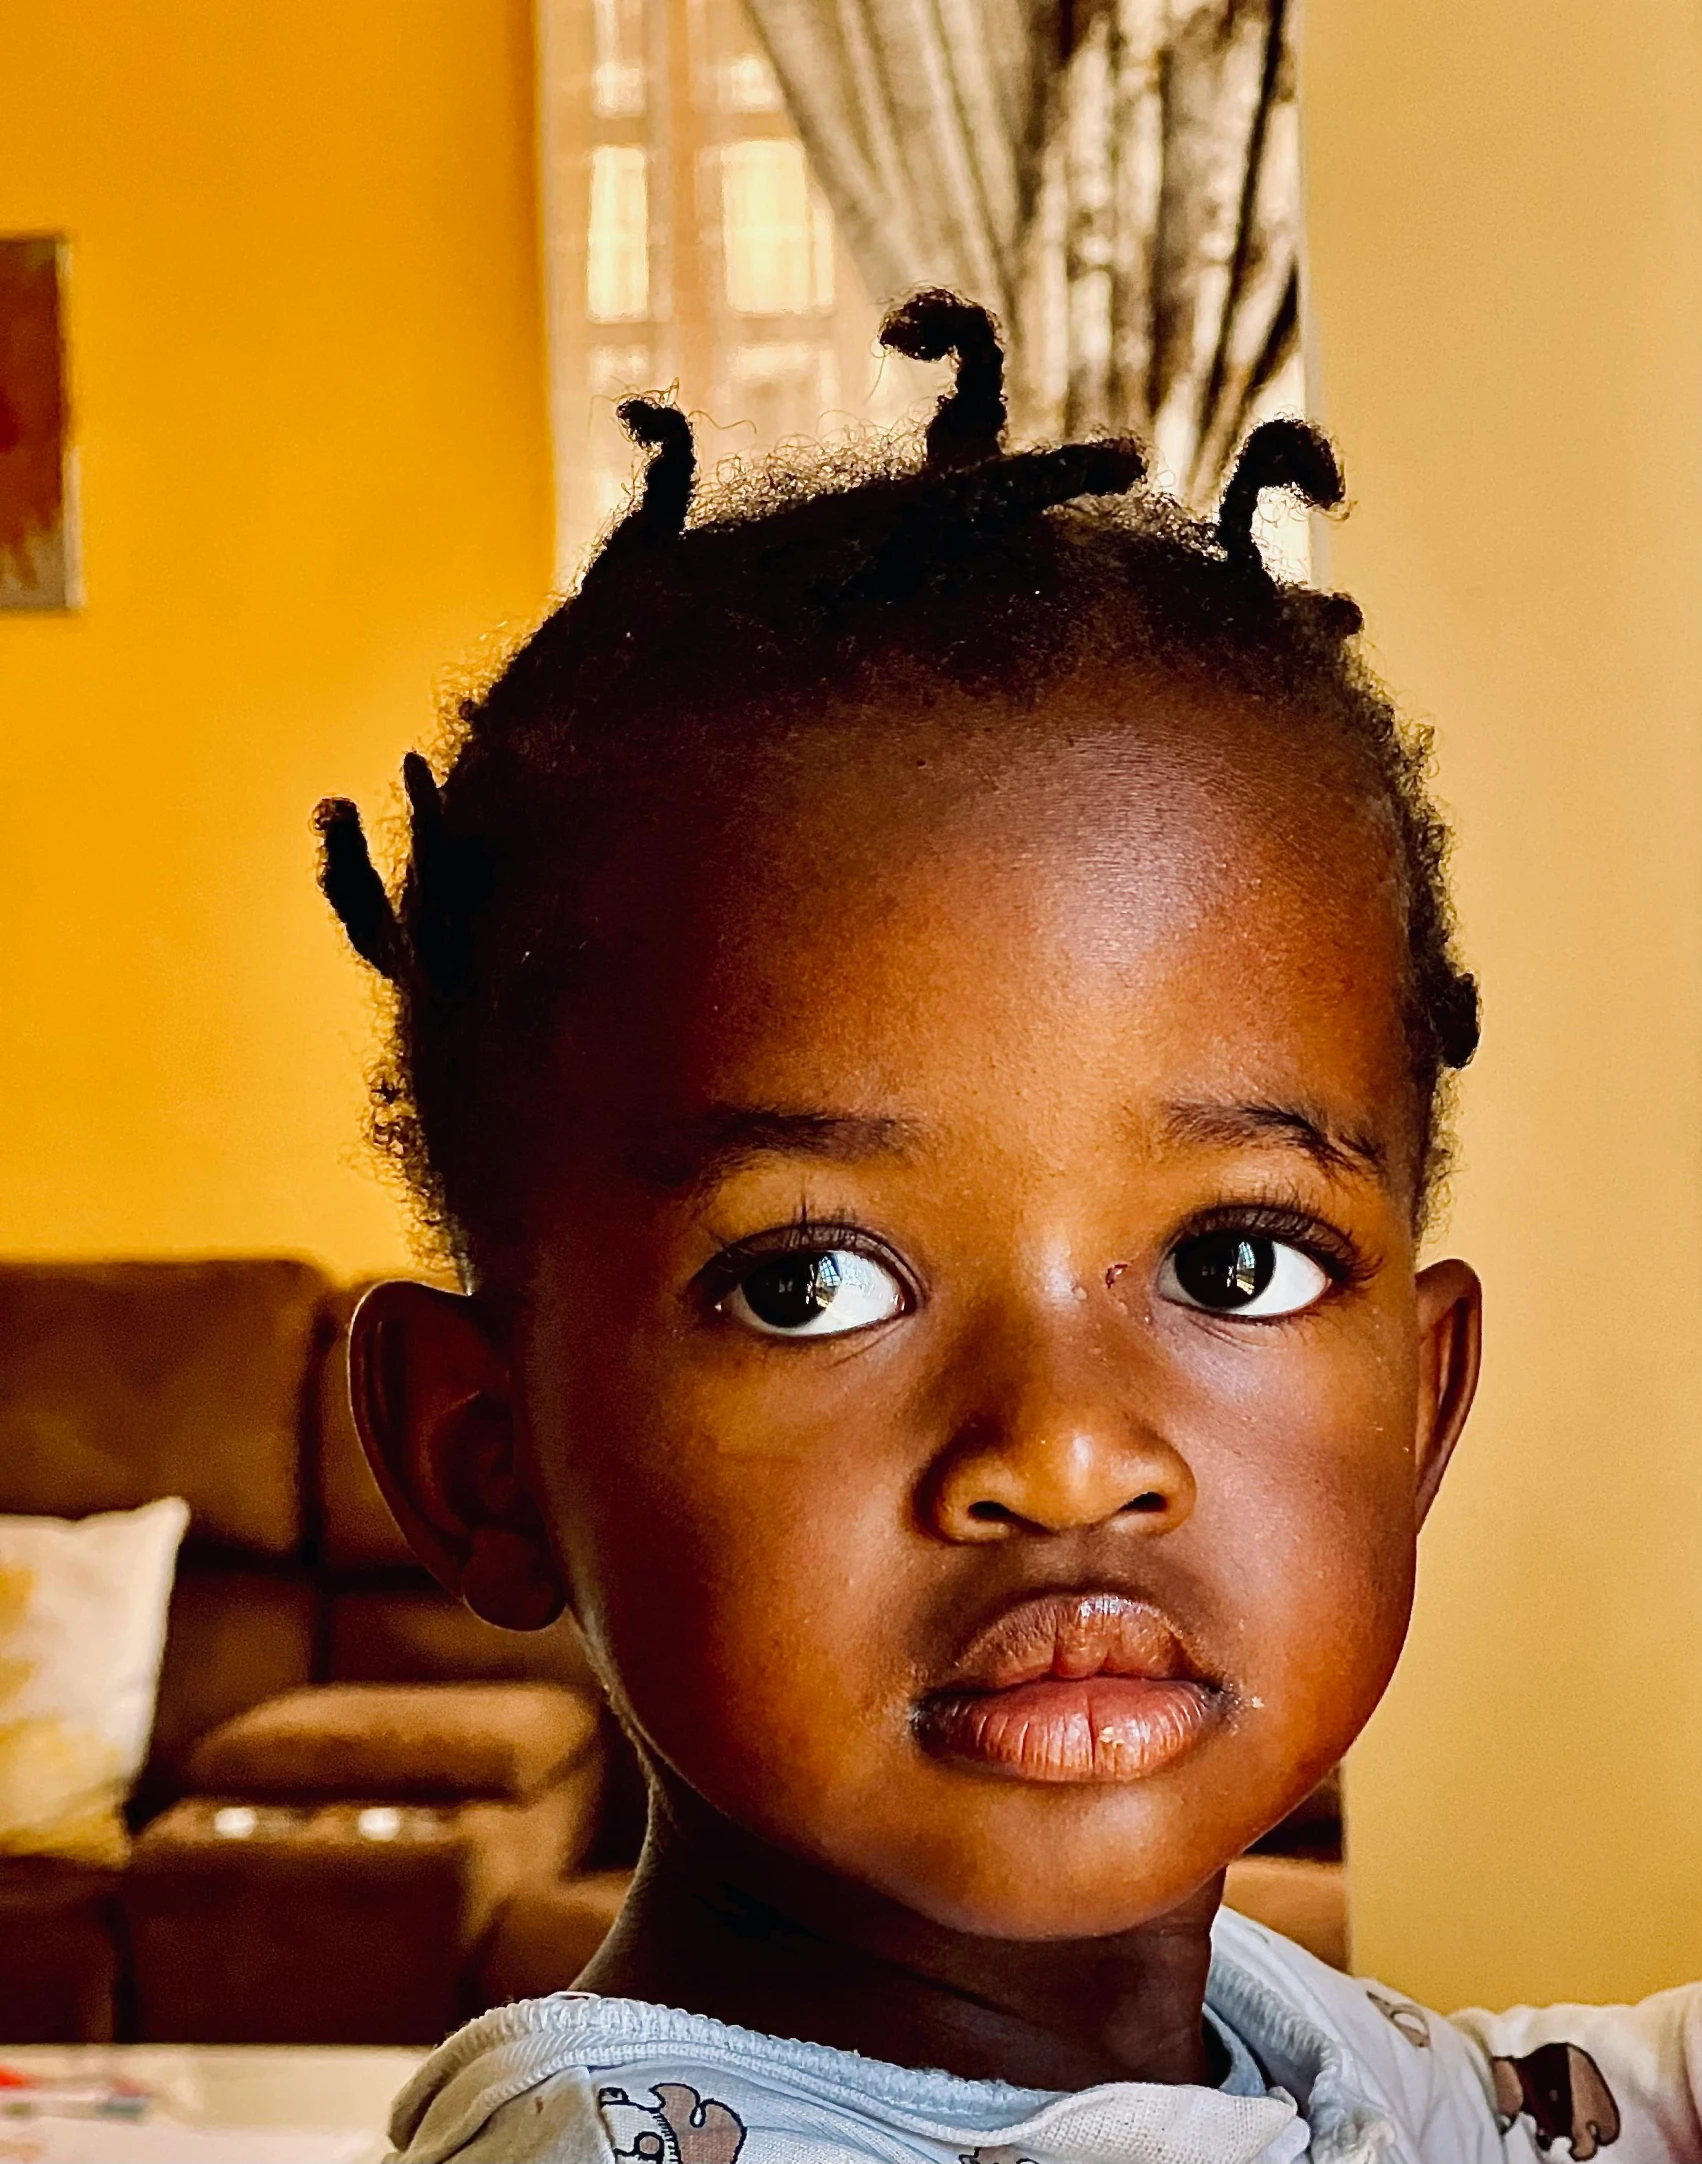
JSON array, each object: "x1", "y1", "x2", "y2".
[
  {"x1": 1411, "y1": 1258, "x2": 1483, "y2": 1526},
  {"x1": 347, "y1": 1281, "x2": 568, "y2": 1630}
]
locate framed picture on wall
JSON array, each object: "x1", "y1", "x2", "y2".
[{"x1": 0, "y1": 235, "x2": 78, "y2": 611}]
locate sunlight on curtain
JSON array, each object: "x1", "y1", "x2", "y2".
[
  {"x1": 586, "y1": 147, "x2": 650, "y2": 320},
  {"x1": 716, "y1": 141, "x2": 835, "y2": 315},
  {"x1": 538, "y1": 0, "x2": 1308, "y2": 584},
  {"x1": 539, "y1": 0, "x2": 934, "y2": 578},
  {"x1": 591, "y1": 0, "x2": 646, "y2": 115}
]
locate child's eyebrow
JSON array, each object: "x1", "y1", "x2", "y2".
[
  {"x1": 1159, "y1": 1097, "x2": 1389, "y2": 1182},
  {"x1": 627, "y1": 1105, "x2": 924, "y2": 1192}
]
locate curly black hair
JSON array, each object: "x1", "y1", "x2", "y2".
[{"x1": 316, "y1": 291, "x2": 1477, "y2": 1282}]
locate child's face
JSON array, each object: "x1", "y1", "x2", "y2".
[{"x1": 357, "y1": 683, "x2": 1479, "y2": 1940}]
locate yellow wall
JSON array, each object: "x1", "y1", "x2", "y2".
[
  {"x1": 1308, "y1": 2, "x2": 1702, "y2": 2006},
  {"x1": 0, "y1": 0, "x2": 554, "y2": 1274}
]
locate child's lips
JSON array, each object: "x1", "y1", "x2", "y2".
[{"x1": 917, "y1": 1590, "x2": 1223, "y2": 1784}]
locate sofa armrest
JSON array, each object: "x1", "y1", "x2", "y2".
[
  {"x1": 126, "y1": 1765, "x2": 603, "y2": 2044},
  {"x1": 187, "y1": 1680, "x2": 601, "y2": 1803}
]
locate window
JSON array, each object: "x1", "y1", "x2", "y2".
[
  {"x1": 589, "y1": 0, "x2": 645, "y2": 117},
  {"x1": 586, "y1": 147, "x2": 649, "y2": 321},
  {"x1": 538, "y1": 0, "x2": 931, "y2": 578},
  {"x1": 714, "y1": 140, "x2": 834, "y2": 316}
]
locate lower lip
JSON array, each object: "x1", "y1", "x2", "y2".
[{"x1": 921, "y1": 1676, "x2": 1220, "y2": 1783}]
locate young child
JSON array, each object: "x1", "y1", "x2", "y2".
[{"x1": 316, "y1": 294, "x2": 1698, "y2": 2163}]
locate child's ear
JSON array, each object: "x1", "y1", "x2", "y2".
[
  {"x1": 347, "y1": 1281, "x2": 568, "y2": 1631},
  {"x1": 1411, "y1": 1258, "x2": 1483, "y2": 1525}
]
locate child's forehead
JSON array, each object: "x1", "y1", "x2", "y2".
[
  {"x1": 595, "y1": 678, "x2": 1397, "y2": 939},
  {"x1": 564, "y1": 696, "x2": 1416, "y2": 1158}
]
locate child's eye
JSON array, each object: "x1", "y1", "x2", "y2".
[
  {"x1": 721, "y1": 1248, "x2": 908, "y2": 1338},
  {"x1": 1159, "y1": 1231, "x2": 1330, "y2": 1319}
]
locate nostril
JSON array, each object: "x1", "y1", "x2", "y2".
[
  {"x1": 967, "y1": 1500, "x2": 1017, "y2": 1524},
  {"x1": 1120, "y1": 1491, "x2": 1167, "y2": 1515}
]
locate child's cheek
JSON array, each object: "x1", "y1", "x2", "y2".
[
  {"x1": 1175, "y1": 1304, "x2": 1424, "y2": 1753},
  {"x1": 549, "y1": 1358, "x2": 936, "y2": 1795}
]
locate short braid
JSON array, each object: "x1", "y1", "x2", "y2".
[
  {"x1": 940, "y1": 439, "x2": 1148, "y2": 524},
  {"x1": 401, "y1": 750, "x2": 493, "y2": 1004},
  {"x1": 610, "y1": 398, "x2": 696, "y2": 545},
  {"x1": 313, "y1": 797, "x2": 407, "y2": 984},
  {"x1": 880, "y1": 289, "x2": 1008, "y2": 469}
]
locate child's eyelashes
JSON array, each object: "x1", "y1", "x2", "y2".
[
  {"x1": 1158, "y1": 1233, "x2": 1329, "y2": 1320},
  {"x1": 698, "y1": 1223, "x2": 915, "y2": 1341},
  {"x1": 725, "y1": 1249, "x2": 908, "y2": 1339},
  {"x1": 1156, "y1": 1203, "x2": 1370, "y2": 1325}
]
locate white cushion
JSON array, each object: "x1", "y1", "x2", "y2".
[{"x1": 0, "y1": 1497, "x2": 189, "y2": 1864}]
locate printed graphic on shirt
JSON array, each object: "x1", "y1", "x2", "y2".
[
  {"x1": 958, "y1": 2149, "x2": 1040, "y2": 2163},
  {"x1": 1365, "y1": 1990, "x2": 1431, "y2": 2049},
  {"x1": 598, "y1": 2081, "x2": 748, "y2": 2164},
  {"x1": 1489, "y1": 2043, "x2": 1621, "y2": 2159}
]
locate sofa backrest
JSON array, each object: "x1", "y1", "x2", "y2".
[
  {"x1": 0, "y1": 1258, "x2": 600, "y2": 1815},
  {"x1": 0, "y1": 1258, "x2": 328, "y2": 1553},
  {"x1": 0, "y1": 1259, "x2": 332, "y2": 1808}
]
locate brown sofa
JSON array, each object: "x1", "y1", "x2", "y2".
[{"x1": 0, "y1": 1259, "x2": 639, "y2": 2046}]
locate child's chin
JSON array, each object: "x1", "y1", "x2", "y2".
[
  {"x1": 888, "y1": 1858, "x2": 1229, "y2": 1943},
  {"x1": 840, "y1": 1793, "x2": 1239, "y2": 1942}
]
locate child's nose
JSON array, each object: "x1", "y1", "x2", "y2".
[{"x1": 922, "y1": 1339, "x2": 1196, "y2": 1542}]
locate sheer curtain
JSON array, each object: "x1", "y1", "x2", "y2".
[
  {"x1": 535, "y1": 0, "x2": 1304, "y2": 578},
  {"x1": 538, "y1": 0, "x2": 941, "y2": 574},
  {"x1": 739, "y1": 0, "x2": 1301, "y2": 503}
]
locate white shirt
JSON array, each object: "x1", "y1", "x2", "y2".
[{"x1": 388, "y1": 1907, "x2": 1702, "y2": 2162}]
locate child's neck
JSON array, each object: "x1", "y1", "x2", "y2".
[{"x1": 577, "y1": 1784, "x2": 1224, "y2": 2092}]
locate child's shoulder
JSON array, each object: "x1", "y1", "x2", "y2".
[
  {"x1": 1215, "y1": 1905, "x2": 1702, "y2": 2162},
  {"x1": 1211, "y1": 1906, "x2": 1509, "y2": 2154}
]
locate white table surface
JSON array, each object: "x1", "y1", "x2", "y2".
[{"x1": 0, "y1": 2045, "x2": 426, "y2": 2164}]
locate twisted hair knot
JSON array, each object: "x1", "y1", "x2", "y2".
[{"x1": 880, "y1": 290, "x2": 1007, "y2": 470}]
